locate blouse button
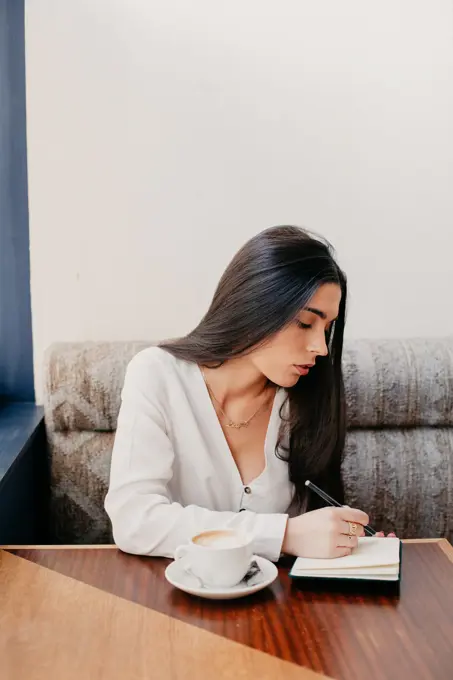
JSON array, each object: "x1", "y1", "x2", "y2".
[{"x1": 244, "y1": 486, "x2": 252, "y2": 494}]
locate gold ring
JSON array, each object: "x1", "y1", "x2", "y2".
[{"x1": 348, "y1": 522, "x2": 358, "y2": 536}]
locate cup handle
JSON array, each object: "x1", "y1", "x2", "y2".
[
  {"x1": 174, "y1": 545, "x2": 190, "y2": 561},
  {"x1": 174, "y1": 545, "x2": 204, "y2": 588}
]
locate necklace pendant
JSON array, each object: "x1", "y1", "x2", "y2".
[{"x1": 228, "y1": 421, "x2": 248, "y2": 429}]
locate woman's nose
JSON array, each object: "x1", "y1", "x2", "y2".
[{"x1": 307, "y1": 334, "x2": 328, "y2": 357}]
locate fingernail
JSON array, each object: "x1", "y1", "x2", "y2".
[
  {"x1": 389, "y1": 532, "x2": 396, "y2": 537},
  {"x1": 376, "y1": 532, "x2": 384, "y2": 537}
]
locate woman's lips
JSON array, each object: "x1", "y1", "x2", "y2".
[{"x1": 294, "y1": 364, "x2": 313, "y2": 375}]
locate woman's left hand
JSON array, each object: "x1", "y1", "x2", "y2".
[{"x1": 375, "y1": 531, "x2": 397, "y2": 537}]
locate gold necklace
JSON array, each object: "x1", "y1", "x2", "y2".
[{"x1": 201, "y1": 369, "x2": 273, "y2": 429}]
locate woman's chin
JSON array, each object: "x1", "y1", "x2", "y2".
[{"x1": 275, "y1": 372, "x2": 300, "y2": 389}]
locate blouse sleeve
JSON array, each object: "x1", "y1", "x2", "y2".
[{"x1": 104, "y1": 353, "x2": 288, "y2": 561}]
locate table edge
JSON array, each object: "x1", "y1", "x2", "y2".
[
  {"x1": 1, "y1": 538, "x2": 451, "y2": 552},
  {"x1": 437, "y1": 538, "x2": 453, "y2": 563}
]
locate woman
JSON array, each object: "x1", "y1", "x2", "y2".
[{"x1": 105, "y1": 225, "x2": 393, "y2": 562}]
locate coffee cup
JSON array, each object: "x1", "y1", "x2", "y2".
[{"x1": 174, "y1": 529, "x2": 253, "y2": 588}]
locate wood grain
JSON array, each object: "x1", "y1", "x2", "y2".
[
  {"x1": 1, "y1": 544, "x2": 116, "y2": 550},
  {"x1": 6, "y1": 540, "x2": 453, "y2": 680},
  {"x1": 0, "y1": 550, "x2": 323, "y2": 680}
]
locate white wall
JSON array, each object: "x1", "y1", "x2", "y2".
[{"x1": 25, "y1": 0, "x2": 453, "y2": 401}]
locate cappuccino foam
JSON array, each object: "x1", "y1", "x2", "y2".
[{"x1": 193, "y1": 531, "x2": 244, "y2": 549}]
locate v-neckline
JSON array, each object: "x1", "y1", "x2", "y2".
[{"x1": 195, "y1": 363, "x2": 282, "y2": 488}]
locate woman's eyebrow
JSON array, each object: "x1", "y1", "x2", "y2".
[
  {"x1": 304, "y1": 306, "x2": 327, "y2": 320},
  {"x1": 304, "y1": 307, "x2": 338, "y2": 322}
]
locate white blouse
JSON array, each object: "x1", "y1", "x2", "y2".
[{"x1": 105, "y1": 347, "x2": 294, "y2": 561}]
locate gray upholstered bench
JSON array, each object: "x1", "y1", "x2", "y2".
[{"x1": 43, "y1": 338, "x2": 453, "y2": 544}]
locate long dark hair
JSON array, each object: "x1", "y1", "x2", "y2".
[{"x1": 159, "y1": 226, "x2": 347, "y2": 512}]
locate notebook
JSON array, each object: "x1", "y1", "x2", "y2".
[{"x1": 289, "y1": 537, "x2": 401, "y2": 582}]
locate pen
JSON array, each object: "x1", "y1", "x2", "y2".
[{"x1": 305, "y1": 479, "x2": 377, "y2": 536}]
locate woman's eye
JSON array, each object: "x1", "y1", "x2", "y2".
[{"x1": 296, "y1": 320, "x2": 311, "y2": 329}]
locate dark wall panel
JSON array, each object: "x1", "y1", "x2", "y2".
[{"x1": 0, "y1": 0, "x2": 34, "y2": 401}]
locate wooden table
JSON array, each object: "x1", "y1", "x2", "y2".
[{"x1": 1, "y1": 539, "x2": 452, "y2": 680}]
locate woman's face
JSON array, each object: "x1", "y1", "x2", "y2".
[{"x1": 250, "y1": 283, "x2": 342, "y2": 388}]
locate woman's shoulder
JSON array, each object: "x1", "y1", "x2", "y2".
[
  {"x1": 128, "y1": 345, "x2": 176, "y2": 368},
  {"x1": 122, "y1": 347, "x2": 196, "y2": 428},
  {"x1": 125, "y1": 345, "x2": 194, "y2": 390}
]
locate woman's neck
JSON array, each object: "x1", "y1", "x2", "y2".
[{"x1": 201, "y1": 357, "x2": 270, "y2": 405}]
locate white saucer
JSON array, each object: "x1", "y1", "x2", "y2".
[{"x1": 165, "y1": 555, "x2": 278, "y2": 600}]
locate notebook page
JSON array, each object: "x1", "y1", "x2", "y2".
[
  {"x1": 299, "y1": 565, "x2": 398, "y2": 577},
  {"x1": 297, "y1": 572, "x2": 399, "y2": 581},
  {"x1": 291, "y1": 537, "x2": 400, "y2": 573}
]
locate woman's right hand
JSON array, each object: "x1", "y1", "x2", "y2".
[{"x1": 282, "y1": 506, "x2": 370, "y2": 558}]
